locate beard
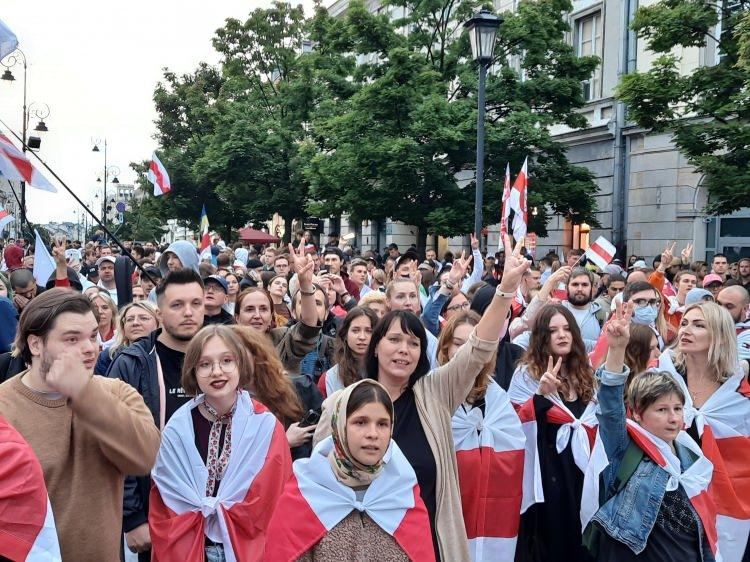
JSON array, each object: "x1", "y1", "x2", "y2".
[
  {"x1": 567, "y1": 291, "x2": 592, "y2": 307},
  {"x1": 39, "y1": 352, "x2": 54, "y2": 381}
]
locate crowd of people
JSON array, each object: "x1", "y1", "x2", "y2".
[{"x1": 0, "y1": 229, "x2": 748, "y2": 562}]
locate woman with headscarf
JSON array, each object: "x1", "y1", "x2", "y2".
[{"x1": 265, "y1": 379, "x2": 435, "y2": 561}]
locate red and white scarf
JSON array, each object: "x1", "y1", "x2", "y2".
[
  {"x1": 659, "y1": 351, "x2": 750, "y2": 561},
  {"x1": 509, "y1": 367, "x2": 600, "y2": 513},
  {"x1": 265, "y1": 437, "x2": 435, "y2": 562},
  {"x1": 0, "y1": 416, "x2": 61, "y2": 562},
  {"x1": 452, "y1": 380, "x2": 525, "y2": 561},
  {"x1": 149, "y1": 392, "x2": 292, "y2": 562}
]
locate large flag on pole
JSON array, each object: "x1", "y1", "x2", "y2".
[
  {"x1": 499, "y1": 163, "x2": 511, "y2": 249},
  {"x1": 32, "y1": 230, "x2": 55, "y2": 287},
  {"x1": 147, "y1": 152, "x2": 171, "y2": 196},
  {"x1": 0, "y1": 134, "x2": 57, "y2": 192},
  {"x1": 199, "y1": 205, "x2": 211, "y2": 260},
  {"x1": 0, "y1": 19, "x2": 18, "y2": 59},
  {"x1": 0, "y1": 203, "x2": 14, "y2": 231},
  {"x1": 508, "y1": 157, "x2": 527, "y2": 240},
  {"x1": 585, "y1": 236, "x2": 616, "y2": 270}
]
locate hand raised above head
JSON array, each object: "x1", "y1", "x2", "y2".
[{"x1": 498, "y1": 234, "x2": 531, "y2": 293}]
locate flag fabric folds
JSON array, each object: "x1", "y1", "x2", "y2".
[
  {"x1": 0, "y1": 203, "x2": 14, "y2": 231},
  {"x1": 499, "y1": 163, "x2": 511, "y2": 248},
  {"x1": 0, "y1": 19, "x2": 18, "y2": 60},
  {"x1": 199, "y1": 205, "x2": 211, "y2": 260},
  {"x1": 147, "y1": 152, "x2": 171, "y2": 196},
  {"x1": 32, "y1": 230, "x2": 56, "y2": 288},
  {"x1": 0, "y1": 134, "x2": 57, "y2": 193},
  {"x1": 508, "y1": 157, "x2": 528, "y2": 240},
  {"x1": 585, "y1": 236, "x2": 616, "y2": 271},
  {"x1": 149, "y1": 393, "x2": 291, "y2": 562},
  {"x1": 452, "y1": 380, "x2": 525, "y2": 561},
  {"x1": 265, "y1": 437, "x2": 435, "y2": 562},
  {"x1": 0, "y1": 415, "x2": 62, "y2": 561}
]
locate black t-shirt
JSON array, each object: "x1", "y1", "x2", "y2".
[
  {"x1": 203, "y1": 308, "x2": 235, "y2": 326},
  {"x1": 392, "y1": 388, "x2": 439, "y2": 556},
  {"x1": 155, "y1": 339, "x2": 191, "y2": 422}
]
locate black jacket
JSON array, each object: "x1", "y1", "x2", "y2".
[
  {"x1": 106, "y1": 330, "x2": 161, "y2": 532},
  {"x1": 0, "y1": 352, "x2": 26, "y2": 384}
]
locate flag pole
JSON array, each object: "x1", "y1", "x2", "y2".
[{"x1": 0, "y1": 118, "x2": 157, "y2": 285}]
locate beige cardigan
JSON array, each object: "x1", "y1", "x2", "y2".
[{"x1": 313, "y1": 329, "x2": 498, "y2": 561}]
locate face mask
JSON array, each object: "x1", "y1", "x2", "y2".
[{"x1": 632, "y1": 305, "x2": 658, "y2": 326}]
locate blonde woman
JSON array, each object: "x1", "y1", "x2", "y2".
[
  {"x1": 95, "y1": 301, "x2": 159, "y2": 376},
  {"x1": 358, "y1": 290, "x2": 388, "y2": 320},
  {"x1": 657, "y1": 301, "x2": 750, "y2": 560},
  {"x1": 89, "y1": 290, "x2": 118, "y2": 351}
]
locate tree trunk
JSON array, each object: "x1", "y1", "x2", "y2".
[{"x1": 415, "y1": 226, "x2": 428, "y2": 259}]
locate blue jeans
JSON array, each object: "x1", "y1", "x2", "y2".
[{"x1": 205, "y1": 545, "x2": 226, "y2": 562}]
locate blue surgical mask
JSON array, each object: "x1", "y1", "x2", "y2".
[{"x1": 632, "y1": 304, "x2": 658, "y2": 326}]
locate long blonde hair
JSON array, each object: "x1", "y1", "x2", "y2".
[{"x1": 673, "y1": 301, "x2": 738, "y2": 383}]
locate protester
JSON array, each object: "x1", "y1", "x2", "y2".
[
  {"x1": 322, "y1": 247, "x2": 360, "y2": 300},
  {"x1": 89, "y1": 290, "x2": 118, "y2": 350},
  {"x1": 738, "y1": 257, "x2": 750, "y2": 291},
  {"x1": 622, "y1": 280, "x2": 673, "y2": 347},
  {"x1": 266, "y1": 379, "x2": 435, "y2": 561},
  {"x1": 317, "y1": 307, "x2": 378, "y2": 398},
  {"x1": 96, "y1": 255, "x2": 119, "y2": 304},
  {"x1": 586, "y1": 303, "x2": 717, "y2": 561},
  {"x1": 508, "y1": 303, "x2": 598, "y2": 562},
  {"x1": 157, "y1": 240, "x2": 200, "y2": 275},
  {"x1": 266, "y1": 273, "x2": 292, "y2": 324},
  {"x1": 149, "y1": 324, "x2": 292, "y2": 561},
  {"x1": 95, "y1": 301, "x2": 159, "y2": 376},
  {"x1": 438, "y1": 311, "x2": 525, "y2": 561},
  {"x1": 623, "y1": 323, "x2": 661, "y2": 386},
  {"x1": 359, "y1": 290, "x2": 388, "y2": 319},
  {"x1": 711, "y1": 253, "x2": 729, "y2": 282},
  {"x1": 594, "y1": 273, "x2": 625, "y2": 324},
  {"x1": 703, "y1": 273, "x2": 724, "y2": 297},
  {"x1": 224, "y1": 272, "x2": 240, "y2": 315},
  {"x1": 657, "y1": 301, "x2": 750, "y2": 559},
  {"x1": 107, "y1": 268, "x2": 205, "y2": 558},
  {"x1": 9, "y1": 268, "x2": 42, "y2": 313},
  {"x1": 315, "y1": 234, "x2": 530, "y2": 560},
  {"x1": 716, "y1": 285, "x2": 750, "y2": 361},
  {"x1": 0, "y1": 289, "x2": 160, "y2": 560},
  {"x1": 202, "y1": 274, "x2": 235, "y2": 325}
]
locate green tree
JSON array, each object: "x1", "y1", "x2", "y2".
[
  {"x1": 617, "y1": 0, "x2": 750, "y2": 214},
  {"x1": 304, "y1": 0, "x2": 601, "y2": 252}
]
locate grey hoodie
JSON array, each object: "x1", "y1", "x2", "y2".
[{"x1": 157, "y1": 240, "x2": 200, "y2": 276}]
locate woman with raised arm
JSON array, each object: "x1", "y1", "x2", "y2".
[
  {"x1": 586, "y1": 301, "x2": 718, "y2": 561},
  {"x1": 508, "y1": 302, "x2": 598, "y2": 562},
  {"x1": 314, "y1": 235, "x2": 531, "y2": 561}
]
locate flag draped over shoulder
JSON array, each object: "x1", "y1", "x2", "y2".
[
  {"x1": 147, "y1": 152, "x2": 171, "y2": 196},
  {"x1": 149, "y1": 392, "x2": 292, "y2": 562},
  {"x1": 264, "y1": 437, "x2": 435, "y2": 562},
  {"x1": 452, "y1": 380, "x2": 525, "y2": 561},
  {"x1": 0, "y1": 134, "x2": 57, "y2": 192},
  {"x1": 658, "y1": 351, "x2": 750, "y2": 561},
  {"x1": 0, "y1": 415, "x2": 61, "y2": 562}
]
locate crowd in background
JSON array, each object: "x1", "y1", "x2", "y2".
[{"x1": 0, "y1": 228, "x2": 748, "y2": 562}]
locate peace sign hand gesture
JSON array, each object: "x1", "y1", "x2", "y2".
[
  {"x1": 681, "y1": 243, "x2": 693, "y2": 264},
  {"x1": 448, "y1": 251, "x2": 473, "y2": 287},
  {"x1": 498, "y1": 234, "x2": 531, "y2": 293},
  {"x1": 659, "y1": 241, "x2": 676, "y2": 272},
  {"x1": 52, "y1": 235, "x2": 67, "y2": 268},
  {"x1": 606, "y1": 300, "x2": 633, "y2": 350},
  {"x1": 537, "y1": 355, "x2": 563, "y2": 396}
]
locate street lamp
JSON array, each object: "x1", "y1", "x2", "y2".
[
  {"x1": 92, "y1": 138, "x2": 120, "y2": 231},
  {"x1": 464, "y1": 9, "x2": 502, "y2": 245},
  {"x1": 1, "y1": 49, "x2": 51, "y2": 231}
]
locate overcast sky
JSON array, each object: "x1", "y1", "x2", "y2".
[{"x1": 1, "y1": 0, "x2": 314, "y2": 226}]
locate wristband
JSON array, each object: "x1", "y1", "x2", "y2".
[
  {"x1": 495, "y1": 286, "x2": 515, "y2": 299},
  {"x1": 299, "y1": 287, "x2": 316, "y2": 296},
  {"x1": 444, "y1": 279, "x2": 455, "y2": 291}
]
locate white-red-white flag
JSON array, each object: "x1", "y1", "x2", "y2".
[
  {"x1": 508, "y1": 158, "x2": 527, "y2": 240},
  {"x1": 0, "y1": 203, "x2": 14, "y2": 231},
  {"x1": 499, "y1": 163, "x2": 511, "y2": 249},
  {"x1": 585, "y1": 236, "x2": 616, "y2": 270},
  {"x1": 147, "y1": 152, "x2": 171, "y2": 196},
  {"x1": 0, "y1": 133, "x2": 57, "y2": 192}
]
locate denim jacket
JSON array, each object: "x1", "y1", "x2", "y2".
[{"x1": 593, "y1": 367, "x2": 714, "y2": 561}]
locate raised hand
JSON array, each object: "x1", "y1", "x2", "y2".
[
  {"x1": 606, "y1": 300, "x2": 633, "y2": 349},
  {"x1": 659, "y1": 241, "x2": 676, "y2": 271},
  {"x1": 448, "y1": 251, "x2": 473, "y2": 287},
  {"x1": 470, "y1": 233, "x2": 479, "y2": 251},
  {"x1": 680, "y1": 243, "x2": 693, "y2": 264},
  {"x1": 289, "y1": 243, "x2": 314, "y2": 290},
  {"x1": 52, "y1": 235, "x2": 67, "y2": 268},
  {"x1": 45, "y1": 347, "x2": 92, "y2": 400},
  {"x1": 498, "y1": 234, "x2": 531, "y2": 293},
  {"x1": 537, "y1": 355, "x2": 563, "y2": 396}
]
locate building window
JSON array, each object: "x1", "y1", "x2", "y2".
[{"x1": 575, "y1": 12, "x2": 602, "y2": 102}]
